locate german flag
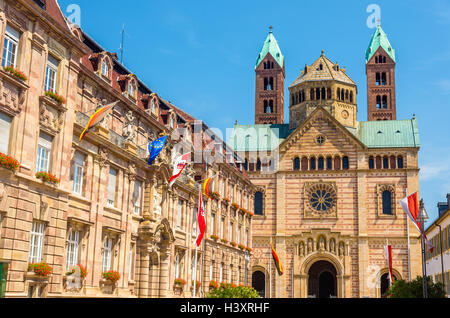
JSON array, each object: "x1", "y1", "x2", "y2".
[
  {"x1": 271, "y1": 242, "x2": 283, "y2": 276},
  {"x1": 79, "y1": 101, "x2": 118, "y2": 141},
  {"x1": 202, "y1": 178, "x2": 213, "y2": 199}
]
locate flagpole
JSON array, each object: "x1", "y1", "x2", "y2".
[
  {"x1": 269, "y1": 236, "x2": 272, "y2": 298},
  {"x1": 193, "y1": 244, "x2": 199, "y2": 298},
  {"x1": 406, "y1": 188, "x2": 411, "y2": 281}
]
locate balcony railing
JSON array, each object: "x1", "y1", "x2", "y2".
[
  {"x1": 75, "y1": 111, "x2": 89, "y2": 128},
  {"x1": 109, "y1": 130, "x2": 125, "y2": 148}
]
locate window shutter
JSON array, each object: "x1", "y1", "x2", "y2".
[{"x1": 0, "y1": 112, "x2": 12, "y2": 154}]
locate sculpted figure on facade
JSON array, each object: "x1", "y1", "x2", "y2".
[
  {"x1": 299, "y1": 241, "x2": 305, "y2": 257},
  {"x1": 329, "y1": 239, "x2": 336, "y2": 254},
  {"x1": 153, "y1": 190, "x2": 162, "y2": 215},
  {"x1": 123, "y1": 110, "x2": 136, "y2": 142},
  {"x1": 307, "y1": 238, "x2": 313, "y2": 254}
]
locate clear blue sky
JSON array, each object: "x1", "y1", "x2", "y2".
[{"x1": 58, "y1": 0, "x2": 450, "y2": 226}]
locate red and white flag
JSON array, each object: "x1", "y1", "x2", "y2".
[
  {"x1": 168, "y1": 153, "x2": 190, "y2": 188},
  {"x1": 384, "y1": 244, "x2": 394, "y2": 284},
  {"x1": 195, "y1": 187, "x2": 206, "y2": 247},
  {"x1": 399, "y1": 192, "x2": 434, "y2": 253}
]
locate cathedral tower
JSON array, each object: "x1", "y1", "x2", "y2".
[
  {"x1": 365, "y1": 25, "x2": 397, "y2": 121},
  {"x1": 254, "y1": 27, "x2": 285, "y2": 124},
  {"x1": 289, "y1": 51, "x2": 357, "y2": 130}
]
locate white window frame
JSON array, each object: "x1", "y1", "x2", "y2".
[
  {"x1": 211, "y1": 213, "x2": 215, "y2": 235},
  {"x1": 237, "y1": 225, "x2": 241, "y2": 244},
  {"x1": 102, "y1": 237, "x2": 113, "y2": 272},
  {"x1": 230, "y1": 185, "x2": 234, "y2": 203},
  {"x1": 72, "y1": 152, "x2": 85, "y2": 195},
  {"x1": 220, "y1": 217, "x2": 224, "y2": 239},
  {"x1": 0, "y1": 112, "x2": 12, "y2": 155},
  {"x1": 29, "y1": 221, "x2": 45, "y2": 263},
  {"x1": 175, "y1": 254, "x2": 180, "y2": 279},
  {"x1": 36, "y1": 132, "x2": 53, "y2": 173},
  {"x1": 66, "y1": 230, "x2": 80, "y2": 270},
  {"x1": 101, "y1": 59, "x2": 109, "y2": 77},
  {"x1": 219, "y1": 263, "x2": 223, "y2": 282},
  {"x1": 177, "y1": 200, "x2": 183, "y2": 229},
  {"x1": 2, "y1": 25, "x2": 19, "y2": 68},
  {"x1": 44, "y1": 55, "x2": 58, "y2": 93},
  {"x1": 229, "y1": 222, "x2": 233, "y2": 241},
  {"x1": 107, "y1": 168, "x2": 117, "y2": 207},
  {"x1": 133, "y1": 180, "x2": 142, "y2": 215},
  {"x1": 209, "y1": 261, "x2": 214, "y2": 281},
  {"x1": 222, "y1": 180, "x2": 225, "y2": 197},
  {"x1": 128, "y1": 243, "x2": 134, "y2": 281}
]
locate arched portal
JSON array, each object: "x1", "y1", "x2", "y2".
[
  {"x1": 308, "y1": 260, "x2": 337, "y2": 298},
  {"x1": 252, "y1": 271, "x2": 266, "y2": 298}
]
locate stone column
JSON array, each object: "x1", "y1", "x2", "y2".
[
  {"x1": 137, "y1": 243, "x2": 150, "y2": 298},
  {"x1": 158, "y1": 244, "x2": 171, "y2": 298}
]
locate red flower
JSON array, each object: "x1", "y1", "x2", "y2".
[
  {"x1": 102, "y1": 270, "x2": 120, "y2": 283},
  {"x1": 44, "y1": 90, "x2": 66, "y2": 105},
  {"x1": 28, "y1": 262, "x2": 53, "y2": 277},
  {"x1": 36, "y1": 171, "x2": 60, "y2": 185},
  {"x1": 0, "y1": 152, "x2": 20, "y2": 172},
  {"x1": 3, "y1": 66, "x2": 27, "y2": 81}
]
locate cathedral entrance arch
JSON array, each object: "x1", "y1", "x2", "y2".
[{"x1": 307, "y1": 260, "x2": 337, "y2": 298}]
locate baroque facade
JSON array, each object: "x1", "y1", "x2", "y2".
[
  {"x1": 231, "y1": 27, "x2": 423, "y2": 298},
  {"x1": 0, "y1": 0, "x2": 255, "y2": 298}
]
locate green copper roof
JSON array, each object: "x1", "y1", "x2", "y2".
[
  {"x1": 255, "y1": 31, "x2": 284, "y2": 69},
  {"x1": 230, "y1": 119, "x2": 419, "y2": 152},
  {"x1": 349, "y1": 119, "x2": 420, "y2": 148},
  {"x1": 365, "y1": 26, "x2": 396, "y2": 63},
  {"x1": 229, "y1": 124, "x2": 292, "y2": 152}
]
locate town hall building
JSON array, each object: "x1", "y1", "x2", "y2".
[{"x1": 231, "y1": 26, "x2": 423, "y2": 298}]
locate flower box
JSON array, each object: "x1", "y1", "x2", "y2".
[
  {"x1": 238, "y1": 244, "x2": 246, "y2": 250},
  {"x1": 238, "y1": 208, "x2": 247, "y2": 215},
  {"x1": 222, "y1": 198, "x2": 230, "y2": 204},
  {"x1": 0, "y1": 153, "x2": 20, "y2": 172},
  {"x1": 174, "y1": 278, "x2": 187, "y2": 286},
  {"x1": 36, "y1": 171, "x2": 60, "y2": 185},
  {"x1": 231, "y1": 203, "x2": 240, "y2": 210},
  {"x1": 209, "y1": 280, "x2": 219, "y2": 289},
  {"x1": 210, "y1": 234, "x2": 219, "y2": 241},
  {"x1": 44, "y1": 90, "x2": 66, "y2": 105},
  {"x1": 102, "y1": 270, "x2": 120, "y2": 283},
  {"x1": 66, "y1": 264, "x2": 88, "y2": 279},
  {"x1": 230, "y1": 241, "x2": 237, "y2": 247},
  {"x1": 245, "y1": 210, "x2": 255, "y2": 217},
  {"x1": 191, "y1": 280, "x2": 201, "y2": 289},
  {"x1": 3, "y1": 66, "x2": 27, "y2": 82},
  {"x1": 221, "y1": 238, "x2": 228, "y2": 244},
  {"x1": 245, "y1": 247, "x2": 253, "y2": 253},
  {"x1": 28, "y1": 262, "x2": 53, "y2": 277},
  {"x1": 211, "y1": 191, "x2": 221, "y2": 200}
]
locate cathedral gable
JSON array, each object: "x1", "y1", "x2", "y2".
[{"x1": 279, "y1": 108, "x2": 365, "y2": 168}]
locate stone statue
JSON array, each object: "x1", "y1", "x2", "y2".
[
  {"x1": 153, "y1": 190, "x2": 162, "y2": 215},
  {"x1": 299, "y1": 242, "x2": 305, "y2": 256},
  {"x1": 307, "y1": 239, "x2": 313, "y2": 253},
  {"x1": 123, "y1": 110, "x2": 136, "y2": 142},
  {"x1": 319, "y1": 237, "x2": 325, "y2": 251},
  {"x1": 330, "y1": 239, "x2": 336, "y2": 254},
  {"x1": 339, "y1": 243, "x2": 345, "y2": 257}
]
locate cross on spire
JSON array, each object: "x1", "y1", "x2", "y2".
[
  {"x1": 269, "y1": 25, "x2": 273, "y2": 33},
  {"x1": 377, "y1": 18, "x2": 381, "y2": 27}
]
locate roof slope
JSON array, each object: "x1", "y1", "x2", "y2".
[
  {"x1": 349, "y1": 119, "x2": 420, "y2": 148},
  {"x1": 290, "y1": 52, "x2": 355, "y2": 88},
  {"x1": 229, "y1": 124, "x2": 292, "y2": 152},
  {"x1": 255, "y1": 30, "x2": 284, "y2": 69},
  {"x1": 365, "y1": 25, "x2": 396, "y2": 63}
]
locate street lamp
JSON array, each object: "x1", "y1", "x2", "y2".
[
  {"x1": 244, "y1": 250, "x2": 250, "y2": 286},
  {"x1": 418, "y1": 199, "x2": 429, "y2": 298}
]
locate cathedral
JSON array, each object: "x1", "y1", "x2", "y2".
[{"x1": 231, "y1": 26, "x2": 422, "y2": 298}]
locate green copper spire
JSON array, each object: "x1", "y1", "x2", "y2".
[
  {"x1": 255, "y1": 27, "x2": 284, "y2": 69},
  {"x1": 365, "y1": 25, "x2": 396, "y2": 63}
]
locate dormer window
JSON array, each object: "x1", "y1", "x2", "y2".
[
  {"x1": 101, "y1": 59, "x2": 109, "y2": 77},
  {"x1": 151, "y1": 100, "x2": 156, "y2": 113},
  {"x1": 128, "y1": 82, "x2": 136, "y2": 99}
]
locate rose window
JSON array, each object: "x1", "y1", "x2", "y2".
[{"x1": 305, "y1": 183, "x2": 337, "y2": 214}]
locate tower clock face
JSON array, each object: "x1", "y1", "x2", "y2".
[{"x1": 341, "y1": 110, "x2": 349, "y2": 119}]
